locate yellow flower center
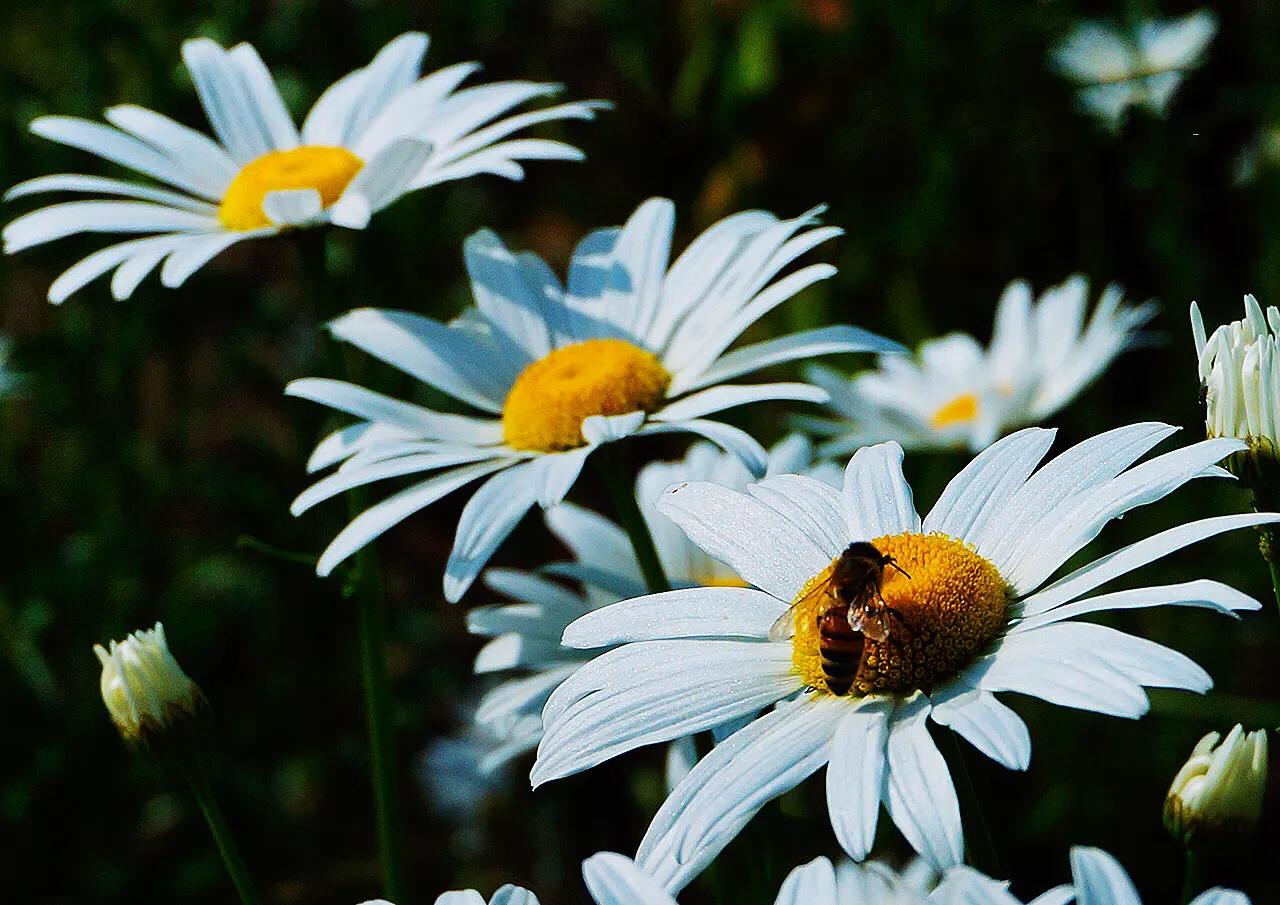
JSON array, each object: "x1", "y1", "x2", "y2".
[
  {"x1": 219, "y1": 146, "x2": 364, "y2": 231},
  {"x1": 930, "y1": 393, "x2": 980, "y2": 429},
  {"x1": 791, "y1": 532, "x2": 1009, "y2": 697},
  {"x1": 502, "y1": 339, "x2": 671, "y2": 452}
]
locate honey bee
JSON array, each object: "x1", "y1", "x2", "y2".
[{"x1": 769, "y1": 541, "x2": 911, "y2": 696}]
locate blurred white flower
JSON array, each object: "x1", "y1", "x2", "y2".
[
  {"x1": 1063, "y1": 847, "x2": 1248, "y2": 905},
  {"x1": 3, "y1": 32, "x2": 604, "y2": 302},
  {"x1": 93, "y1": 622, "x2": 205, "y2": 747},
  {"x1": 1051, "y1": 11, "x2": 1217, "y2": 130},
  {"x1": 289, "y1": 198, "x2": 899, "y2": 600},
  {"x1": 532, "y1": 426, "x2": 1272, "y2": 888},
  {"x1": 806, "y1": 276, "x2": 1152, "y2": 454},
  {"x1": 1165, "y1": 724, "x2": 1268, "y2": 849},
  {"x1": 582, "y1": 852, "x2": 1021, "y2": 905},
  {"x1": 469, "y1": 436, "x2": 834, "y2": 775}
]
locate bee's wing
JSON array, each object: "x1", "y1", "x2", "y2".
[
  {"x1": 767, "y1": 577, "x2": 833, "y2": 642},
  {"x1": 767, "y1": 603, "x2": 800, "y2": 641},
  {"x1": 850, "y1": 605, "x2": 891, "y2": 643}
]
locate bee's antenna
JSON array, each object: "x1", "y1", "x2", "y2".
[{"x1": 887, "y1": 556, "x2": 912, "y2": 580}]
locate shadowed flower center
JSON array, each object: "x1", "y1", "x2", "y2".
[
  {"x1": 791, "y1": 532, "x2": 1009, "y2": 697},
  {"x1": 502, "y1": 339, "x2": 671, "y2": 452},
  {"x1": 219, "y1": 146, "x2": 364, "y2": 230},
  {"x1": 929, "y1": 393, "x2": 979, "y2": 429}
]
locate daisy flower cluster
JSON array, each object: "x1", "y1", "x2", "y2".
[{"x1": 6, "y1": 11, "x2": 1269, "y2": 905}]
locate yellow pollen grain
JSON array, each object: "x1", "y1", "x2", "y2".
[
  {"x1": 501, "y1": 339, "x2": 671, "y2": 452},
  {"x1": 930, "y1": 393, "x2": 980, "y2": 429},
  {"x1": 219, "y1": 146, "x2": 364, "y2": 231},
  {"x1": 791, "y1": 532, "x2": 1009, "y2": 697}
]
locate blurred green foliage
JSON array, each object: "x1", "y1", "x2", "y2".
[{"x1": 1, "y1": 0, "x2": 1278, "y2": 903}]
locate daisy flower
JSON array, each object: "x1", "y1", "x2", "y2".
[
  {"x1": 468, "y1": 435, "x2": 835, "y2": 773},
  {"x1": 582, "y1": 852, "x2": 1025, "y2": 905},
  {"x1": 288, "y1": 198, "x2": 899, "y2": 600},
  {"x1": 805, "y1": 276, "x2": 1153, "y2": 454},
  {"x1": 532, "y1": 424, "x2": 1274, "y2": 889},
  {"x1": 1060, "y1": 847, "x2": 1247, "y2": 905},
  {"x1": 3, "y1": 32, "x2": 603, "y2": 302},
  {"x1": 1050, "y1": 11, "x2": 1217, "y2": 131}
]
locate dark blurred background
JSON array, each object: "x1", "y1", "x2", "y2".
[{"x1": 2, "y1": 0, "x2": 1278, "y2": 902}]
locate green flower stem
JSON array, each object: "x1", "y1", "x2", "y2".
[
  {"x1": 596, "y1": 447, "x2": 671, "y2": 594},
  {"x1": 182, "y1": 761, "x2": 261, "y2": 905},
  {"x1": 298, "y1": 231, "x2": 407, "y2": 902},
  {"x1": 353, "y1": 544, "x2": 407, "y2": 902},
  {"x1": 1180, "y1": 850, "x2": 1207, "y2": 905}
]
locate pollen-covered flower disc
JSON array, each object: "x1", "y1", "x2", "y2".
[
  {"x1": 289, "y1": 199, "x2": 901, "y2": 601},
  {"x1": 532, "y1": 424, "x2": 1277, "y2": 892},
  {"x1": 805, "y1": 275, "x2": 1154, "y2": 454},
  {"x1": 2, "y1": 33, "x2": 604, "y2": 302}
]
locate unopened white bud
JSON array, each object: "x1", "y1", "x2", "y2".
[
  {"x1": 93, "y1": 623, "x2": 206, "y2": 748},
  {"x1": 1164, "y1": 724, "x2": 1268, "y2": 849}
]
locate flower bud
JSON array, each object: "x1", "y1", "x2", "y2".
[
  {"x1": 93, "y1": 623, "x2": 206, "y2": 748},
  {"x1": 1164, "y1": 724, "x2": 1268, "y2": 850},
  {"x1": 1191, "y1": 297, "x2": 1280, "y2": 510}
]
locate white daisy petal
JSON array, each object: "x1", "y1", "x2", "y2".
[
  {"x1": 747, "y1": 474, "x2": 847, "y2": 556},
  {"x1": 962, "y1": 631, "x2": 1150, "y2": 718},
  {"x1": 463, "y1": 229, "x2": 563, "y2": 360},
  {"x1": 1019, "y1": 512, "x2": 1280, "y2": 617},
  {"x1": 928, "y1": 687, "x2": 1031, "y2": 771},
  {"x1": 922, "y1": 427, "x2": 1056, "y2": 541},
  {"x1": 435, "y1": 893, "x2": 487, "y2": 905},
  {"x1": 27, "y1": 115, "x2": 220, "y2": 198},
  {"x1": 1069, "y1": 847, "x2": 1142, "y2": 905},
  {"x1": 655, "y1": 480, "x2": 829, "y2": 601},
  {"x1": 1012, "y1": 579, "x2": 1258, "y2": 631},
  {"x1": 978, "y1": 422, "x2": 1177, "y2": 574},
  {"x1": 637, "y1": 419, "x2": 768, "y2": 478},
  {"x1": 286, "y1": 376, "x2": 502, "y2": 441},
  {"x1": 1007, "y1": 437, "x2": 1244, "y2": 593},
  {"x1": 1025, "y1": 887, "x2": 1077, "y2": 905},
  {"x1": 444, "y1": 461, "x2": 545, "y2": 602},
  {"x1": 333, "y1": 32, "x2": 432, "y2": 146},
  {"x1": 326, "y1": 308, "x2": 516, "y2": 412},
  {"x1": 45, "y1": 234, "x2": 193, "y2": 304},
  {"x1": 475, "y1": 665, "x2": 578, "y2": 727},
  {"x1": 330, "y1": 136, "x2": 435, "y2": 228},
  {"x1": 474, "y1": 634, "x2": 566, "y2": 673},
  {"x1": 111, "y1": 239, "x2": 187, "y2": 301},
  {"x1": 491, "y1": 887, "x2": 541, "y2": 905},
  {"x1": 841, "y1": 441, "x2": 921, "y2": 539},
  {"x1": 102, "y1": 104, "x2": 238, "y2": 189},
  {"x1": 292, "y1": 448, "x2": 503, "y2": 515},
  {"x1": 482, "y1": 567, "x2": 586, "y2": 611},
  {"x1": 651, "y1": 382, "x2": 827, "y2": 423},
  {"x1": 582, "y1": 853, "x2": 678, "y2": 905},
  {"x1": 261, "y1": 189, "x2": 323, "y2": 226},
  {"x1": 226, "y1": 42, "x2": 300, "y2": 151},
  {"x1": 1189, "y1": 891, "x2": 1250, "y2": 905},
  {"x1": 582, "y1": 412, "x2": 647, "y2": 445},
  {"x1": 562, "y1": 587, "x2": 787, "y2": 648},
  {"x1": 825, "y1": 699, "x2": 892, "y2": 859},
  {"x1": 4, "y1": 173, "x2": 218, "y2": 213},
  {"x1": 545, "y1": 502, "x2": 642, "y2": 588},
  {"x1": 3, "y1": 200, "x2": 217, "y2": 254},
  {"x1": 159, "y1": 231, "x2": 251, "y2": 288},
  {"x1": 680, "y1": 325, "x2": 906, "y2": 393},
  {"x1": 636, "y1": 696, "x2": 842, "y2": 894},
  {"x1": 773, "y1": 857, "x2": 838, "y2": 905},
  {"x1": 315, "y1": 458, "x2": 511, "y2": 577},
  {"x1": 305, "y1": 422, "x2": 420, "y2": 473},
  {"x1": 532, "y1": 641, "x2": 798, "y2": 787},
  {"x1": 883, "y1": 694, "x2": 964, "y2": 870},
  {"x1": 181, "y1": 38, "x2": 272, "y2": 162}
]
